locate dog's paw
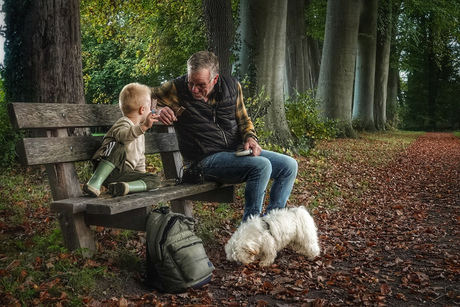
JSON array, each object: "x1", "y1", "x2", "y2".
[
  {"x1": 305, "y1": 245, "x2": 321, "y2": 260},
  {"x1": 258, "y1": 259, "x2": 275, "y2": 266}
]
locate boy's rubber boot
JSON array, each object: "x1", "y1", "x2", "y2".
[
  {"x1": 82, "y1": 159, "x2": 116, "y2": 197},
  {"x1": 108, "y1": 180, "x2": 147, "y2": 196}
]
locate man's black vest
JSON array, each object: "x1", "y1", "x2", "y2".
[{"x1": 173, "y1": 74, "x2": 243, "y2": 162}]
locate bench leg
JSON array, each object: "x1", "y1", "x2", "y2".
[
  {"x1": 56, "y1": 211, "x2": 96, "y2": 257},
  {"x1": 170, "y1": 199, "x2": 193, "y2": 218}
]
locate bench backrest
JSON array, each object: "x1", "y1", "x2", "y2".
[{"x1": 8, "y1": 102, "x2": 179, "y2": 166}]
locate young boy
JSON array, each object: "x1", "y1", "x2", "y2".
[{"x1": 83, "y1": 83, "x2": 161, "y2": 197}]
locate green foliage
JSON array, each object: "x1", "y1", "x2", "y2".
[
  {"x1": 80, "y1": 0, "x2": 207, "y2": 104},
  {"x1": 285, "y1": 91, "x2": 337, "y2": 154},
  {"x1": 0, "y1": 79, "x2": 21, "y2": 167},
  {"x1": 241, "y1": 77, "x2": 337, "y2": 154},
  {"x1": 75, "y1": 161, "x2": 94, "y2": 184},
  {"x1": 239, "y1": 77, "x2": 274, "y2": 148},
  {"x1": 242, "y1": 84, "x2": 295, "y2": 154},
  {"x1": 0, "y1": 0, "x2": 37, "y2": 167},
  {"x1": 398, "y1": 0, "x2": 460, "y2": 130},
  {"x1": 241, "y1": 77, "x2": 271, "y2": 130},
  {"x1": 1, "y1": 0, "x2": 35, "y2": 103},
  {"x1": 305, "y1": 0, "x2": 328, "y2": 41}
]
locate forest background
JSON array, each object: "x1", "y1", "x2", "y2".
[
  {"x1": 0, "y1": 0, "x2": 459, "y2": 168},
  {"x1": 0, "y1": 0, "x2": 459, "y2": 305}
]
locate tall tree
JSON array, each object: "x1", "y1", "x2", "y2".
[
  {"x1": 238, "y1": 0, "x2": 293, "y2": 144},
  {"x1": 202, "y1": 0, "x2": 235, "y2": 75},
  {"x1": 386, "y1": 67, "x2": 400, "y2": 126},
  {"x1": 352, "y1": 0, "x2": 378, "y2": 131},
  {"x1": 3, "y1": 0, "x2": 84, "y2": 105},
  {"x1": 285, "y1": 0, "x2": 321, "y2": 97},
  {"x1": 316, "y1": 0, "x2": 361, "y2": 137},
  {"x1": 236, "y1": 0, "x2": 257, "y2": 91},
  {"x1": 374, "y1": 0, "x2": 393, "y2": 130},
  {"x1": 13, "y1": 0, "x2": 85, "y2": 198},
  {"x1": 386, "y1": 0, "x2": 402, "y2": 127},
  {"x1": 3, "y1": 0, "x2": 94, "y2": 251}
]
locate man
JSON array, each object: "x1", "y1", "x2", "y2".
[{"x1": 151, "y1": 51, "x2": 298, "y2": 221}]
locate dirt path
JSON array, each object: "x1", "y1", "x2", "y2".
[{"x1": 305, "y1": 132, "x2": 460, "y2": 306}]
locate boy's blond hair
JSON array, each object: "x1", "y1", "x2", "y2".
[{"x1": 119, "y1": 83, "x2": 151, "y2": 115}]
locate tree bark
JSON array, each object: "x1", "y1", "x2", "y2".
[
  {"x1": 386, "y1": 66, "x2": 400, "y2": 125},
  {"x1": 23, "y1": 0, "x2": 85, "y2": 105},
  {"x1": 352, "y1": 0, "x2": 378, "y2": 131},
  {"x1": 238, "y1": 0, "x2": 293, "y2": 145},
  {"x1": 374, "y1": 0, "x2": 393, "y2": 131},
  {"x1": 23, "y1": 0, "x2": 85, "y2": 201},
  {"x1": 236, "y1": 0, "x2": 257, "y2": 94},
  {"x1": 203, "y1": 0, "x2": 235, "y2": 75},
  {"x1": 426, "y1": 19, "x2": 439, "y2": 131},
  {"x1": 316, "y1": 0, "x2": 361, "y2": 138},
  {"x1": 285, "y1": 0, "x2": 321, "y2": 97}
]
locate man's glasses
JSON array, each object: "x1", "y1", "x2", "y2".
[{"x1": 187, "y1": 79, "x2": 212, "y2": 90}]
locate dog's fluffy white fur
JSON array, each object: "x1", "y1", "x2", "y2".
[{"x1": 225, "y1": 206, "x2": 320, "y2": 266}]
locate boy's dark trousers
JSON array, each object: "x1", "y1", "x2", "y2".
[{"x1": 95, "y1": 141, "x2": 160, "y2": 190}]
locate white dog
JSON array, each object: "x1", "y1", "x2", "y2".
[{"x1": 225, "y1": 206, "x2": 320, "y2": 266}]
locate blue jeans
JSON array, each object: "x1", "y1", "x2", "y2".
[{"x1": 197, "y1": 150, "x2": 298, "y2": 221}]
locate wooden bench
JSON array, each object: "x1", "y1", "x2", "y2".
[{"x1": 8, "y1": 102, "x2": 235, "y2": 256}]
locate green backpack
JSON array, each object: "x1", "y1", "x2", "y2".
[{"x1": 145, "y1": 207, "x2": 215, "y2": 293}]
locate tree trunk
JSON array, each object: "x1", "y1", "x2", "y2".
[
  {"x1": 352, "y1": 0, "x2": 378, "y2": 131},
  {"x1": 374, "y1": 0, "x2": 392, "y2": 131},
  {"x1": 203, "y1": 0, "x2": 234, "y2": 75},
  {"x1": 316, "y1": 0, "x2": 361, "y2": 138},
  {"x1": 23, "y1": 0, "x2": 85, "y2": 201},
  {"x1": 426, "y1": 20, "x2": 439, "y2": 131},
  {"x1": 285, "y1": 0, "x2": 321, "y2": 97},
  {"x1": 238, "y1": 0, "x2": 293, "y2": 145},
  {"x1": 386, "y1": 66, "x2": 400, "y2": 125},
  {"x1": 236, "y1": 0, "x2": 257, "y2": 94},
  {"x1": 23, "y1": 0, "x2": 85, "y2": 105}
]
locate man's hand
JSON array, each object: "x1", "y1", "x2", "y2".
[
  {"x1": 158, "y1": 107, "x2": 177, "y2": 125},
  {"x1": 245, "y1": 137, "x2": 261, "y2": 156}
]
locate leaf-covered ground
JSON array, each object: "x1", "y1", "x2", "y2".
[{"x1": 1, "y1": 132, "x2": 459, "y2": 306}]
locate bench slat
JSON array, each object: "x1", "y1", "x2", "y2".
[
  {"x1": 8, "y1": 102, "x2": 122, "y2": 129},
  {"x1": 17, "y1": 133, "x2": 179, "y2": 165},
  {"x1": 51, "y1": 182, "x2": 226, "y2": 215},
  {"x1": 86, "y1": 182, "x2": 225, "y2": 215}
]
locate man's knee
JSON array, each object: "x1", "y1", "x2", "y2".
[
  {"x1": 285, "y1": 156, "x2": 298, "y2": 175},
  {"x1": 252, "y1": 157, "x2": 272, "y2": 176}
]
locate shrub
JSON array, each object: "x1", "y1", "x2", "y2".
[
  {"x1": 241, "y1": 77, "x2": 337, "y2": 154},
  {"x1": 285, "y1": 91, "x2": 337, "y2": 154}
]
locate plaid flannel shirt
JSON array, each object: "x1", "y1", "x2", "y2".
[{"x1": 151, "y1": 78, "x2": 258, "y2": 143}]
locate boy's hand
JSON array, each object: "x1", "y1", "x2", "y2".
[{"x1": 141, "y1": 113, "x2": 159, "y2": 132}]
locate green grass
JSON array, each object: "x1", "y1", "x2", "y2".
[
  {"x1": 193, "y1": 202, "x2": 238, "y2": 243},
  {"x1": 293, "y1": 131, "x2": 423, "y2": 210}
]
